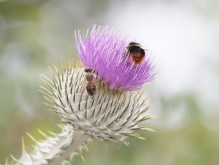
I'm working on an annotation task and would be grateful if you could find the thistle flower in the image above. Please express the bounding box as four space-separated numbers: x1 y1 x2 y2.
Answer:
75 25 154 91
7 25 155 165
8 64 154 165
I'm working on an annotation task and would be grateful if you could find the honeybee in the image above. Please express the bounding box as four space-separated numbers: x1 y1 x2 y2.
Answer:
125 42 146 64
80 67 97 96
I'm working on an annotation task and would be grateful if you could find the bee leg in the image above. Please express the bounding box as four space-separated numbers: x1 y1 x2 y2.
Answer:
79 80 86 94
120 50 129 63
132 64 138 70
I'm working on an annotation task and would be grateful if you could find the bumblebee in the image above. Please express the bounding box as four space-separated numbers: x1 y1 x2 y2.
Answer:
125 42 145 64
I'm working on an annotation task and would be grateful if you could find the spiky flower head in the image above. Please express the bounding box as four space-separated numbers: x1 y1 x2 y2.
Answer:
40 65 153 144
75 24 154 91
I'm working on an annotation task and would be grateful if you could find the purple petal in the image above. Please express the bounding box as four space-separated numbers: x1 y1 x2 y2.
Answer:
75 25 155 91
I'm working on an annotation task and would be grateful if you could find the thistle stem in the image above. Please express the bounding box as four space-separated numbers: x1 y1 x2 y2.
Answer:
50 131 90 165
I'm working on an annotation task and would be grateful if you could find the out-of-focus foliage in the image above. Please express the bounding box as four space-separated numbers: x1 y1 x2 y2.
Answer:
0 0 219 165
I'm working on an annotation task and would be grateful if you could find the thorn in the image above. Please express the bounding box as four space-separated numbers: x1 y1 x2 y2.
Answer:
123 141 129 146
38 129 47 137
84 144 89 151
143 127 156 132
149 115 158 119
54 65 59 72
48 131 56 136
42 102 53 106
137 136 146 140
80 154 86 162
22 137 25 151
39 74 45 80
116 142 123 150
5 158 8 165
148 103 155 109
57 124 62 129
48 66 53 73
149 128 156 132
26 132 37 142
10 155 20 164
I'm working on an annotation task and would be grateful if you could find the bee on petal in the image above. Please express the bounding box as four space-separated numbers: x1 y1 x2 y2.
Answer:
125 42 146 64
75 25 154 91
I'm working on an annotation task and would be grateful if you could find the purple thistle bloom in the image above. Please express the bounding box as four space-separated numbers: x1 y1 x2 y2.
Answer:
75 25 154 91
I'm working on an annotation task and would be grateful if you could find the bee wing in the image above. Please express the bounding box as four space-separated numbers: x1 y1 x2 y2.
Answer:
120 50 129 63
92 73 99 91
79 79 87 94
94 78 98 92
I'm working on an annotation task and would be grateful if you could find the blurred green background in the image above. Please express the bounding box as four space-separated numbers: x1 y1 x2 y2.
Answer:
0 0 219 164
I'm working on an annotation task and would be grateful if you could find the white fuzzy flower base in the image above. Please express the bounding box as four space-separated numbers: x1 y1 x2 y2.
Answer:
41 66 153 142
